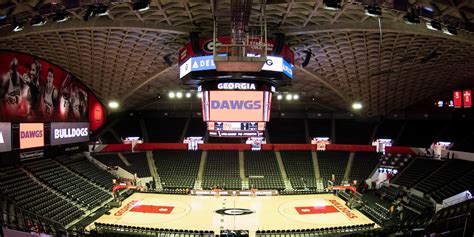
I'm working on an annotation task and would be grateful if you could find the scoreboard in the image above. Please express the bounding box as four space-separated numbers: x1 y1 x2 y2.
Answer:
201 82 272 137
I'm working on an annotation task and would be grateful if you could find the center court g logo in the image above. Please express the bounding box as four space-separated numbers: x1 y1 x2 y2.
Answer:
215 208 254 216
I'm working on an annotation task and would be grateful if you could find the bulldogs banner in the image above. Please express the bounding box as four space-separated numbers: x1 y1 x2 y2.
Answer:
50 122 89 146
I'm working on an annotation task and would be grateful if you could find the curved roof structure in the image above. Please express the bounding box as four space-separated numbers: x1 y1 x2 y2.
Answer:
0 0 473 116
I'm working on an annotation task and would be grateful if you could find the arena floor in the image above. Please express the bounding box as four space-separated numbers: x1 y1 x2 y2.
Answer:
91 193 376 234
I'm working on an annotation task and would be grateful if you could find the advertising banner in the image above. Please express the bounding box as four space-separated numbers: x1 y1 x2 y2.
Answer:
50 122 89 146
453 90 462 108
0 122 11 152
19 123 44 149
0 51 106 131
463 90 471 108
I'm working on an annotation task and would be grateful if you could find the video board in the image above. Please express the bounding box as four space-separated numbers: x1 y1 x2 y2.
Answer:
50 122 89 146
0 122 11 152
202 90 272 122
0 51 106 131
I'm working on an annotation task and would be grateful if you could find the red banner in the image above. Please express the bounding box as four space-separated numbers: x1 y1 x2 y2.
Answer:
0 51 106 130
453 90 462 108
463 90 472 108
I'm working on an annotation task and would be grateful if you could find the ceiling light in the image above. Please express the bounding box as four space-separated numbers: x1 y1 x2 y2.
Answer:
443 25 457 36
108 101 119 109
133 0 150 12
197 92 203 98
286 94 293 101
365 5 381 17
403 9 420 24
94 5 109 17
185 92 191 98
352 102 362 110
12 24 24 32
168 92 175 98
277 94 283 100
293 94 299 100
426 20 442 31
323 0 341 10
0 15 7 20
31 16 47 26
176 92 183 98
53 12 70 23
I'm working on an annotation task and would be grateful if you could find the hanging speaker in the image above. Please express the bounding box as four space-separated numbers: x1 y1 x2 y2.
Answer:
301 50 312 67
272 33 285 55
190 32 203 56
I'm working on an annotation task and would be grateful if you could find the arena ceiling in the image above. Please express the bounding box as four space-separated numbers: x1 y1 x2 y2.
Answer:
0 0 473 116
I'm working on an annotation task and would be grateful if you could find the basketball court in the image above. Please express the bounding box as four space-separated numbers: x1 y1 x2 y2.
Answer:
91 193 376 234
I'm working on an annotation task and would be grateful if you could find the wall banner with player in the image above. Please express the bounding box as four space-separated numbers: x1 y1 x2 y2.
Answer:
0 51 106 130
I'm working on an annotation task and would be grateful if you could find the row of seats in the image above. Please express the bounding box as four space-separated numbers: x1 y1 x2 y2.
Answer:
318 151 349 185
24 159 112 210
349 152 380 185
430 169 474 203
393 158 443 188
57 156 115 189
122 152 151 177
256 223 375 236
404 194 434 213
244 151 285 189
0 167 84 226
414 159 474 194
154 150 201 189
280 151 316 188
202 151 241 190
360 203 390 223
95 222 214 237
376 186 402 201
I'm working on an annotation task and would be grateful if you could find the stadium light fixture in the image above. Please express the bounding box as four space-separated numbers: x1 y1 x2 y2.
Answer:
168 92 175 98
443 25 457 36
53 11 70 23
277 94 283 100
403 9 420 24
133 0 150 12
286 94 293 101
323 0 341 10
185 92 191 98
352 102 362 110
12 24 24 32
426 20 442 31
365 5 382 17
176 91 183 98
31 16 47 26
197 92 203 98
108 101 119 109
293 94 299 100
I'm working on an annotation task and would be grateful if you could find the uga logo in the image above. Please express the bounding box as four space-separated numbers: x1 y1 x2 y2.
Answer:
211 100 261 110
203 40 222 53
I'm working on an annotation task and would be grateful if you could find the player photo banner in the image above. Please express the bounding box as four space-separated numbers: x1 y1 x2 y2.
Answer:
0 51 106 129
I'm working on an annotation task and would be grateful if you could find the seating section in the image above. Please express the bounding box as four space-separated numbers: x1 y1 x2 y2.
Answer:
348 152 379 184
404 194 434 213
202 151 241 190
122 152 151 177
360 203 390 223
256 224 375 236
380 153 412 168
393 158 444 188
0 167 84 226
280 151 315 189
317 151 349 185
56 156 116 190
376 186 402 201
244 151 285 190
93 153 125 167
427 199 473 236
414 159 474 194
95 223 215 237
431 169 474 203
154 150 201 189
24 159 112 210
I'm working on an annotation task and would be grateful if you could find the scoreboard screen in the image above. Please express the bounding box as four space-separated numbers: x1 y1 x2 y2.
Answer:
202 90 272 122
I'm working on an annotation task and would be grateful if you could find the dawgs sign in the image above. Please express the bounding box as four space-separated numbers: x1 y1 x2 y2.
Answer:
51 122 89 146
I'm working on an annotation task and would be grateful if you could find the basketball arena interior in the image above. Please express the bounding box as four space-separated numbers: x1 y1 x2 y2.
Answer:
0 0 474 236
